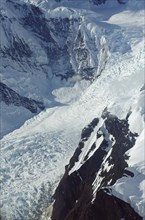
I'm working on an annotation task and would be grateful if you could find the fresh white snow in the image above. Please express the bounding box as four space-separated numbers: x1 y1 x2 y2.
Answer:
0 0 144 219
111 90 145 218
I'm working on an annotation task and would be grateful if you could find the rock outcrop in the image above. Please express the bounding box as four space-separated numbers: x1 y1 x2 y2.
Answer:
0 0 102 81
0 82 44 113
52 111 142 220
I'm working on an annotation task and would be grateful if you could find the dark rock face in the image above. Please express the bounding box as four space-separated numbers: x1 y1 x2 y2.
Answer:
140 84 145 91
65 190 142 220
0 82 45 113
1 36 32 61
1 0 129 86
1 0 100 81
55 0 125 5
90 0 107 5
52 111 142 220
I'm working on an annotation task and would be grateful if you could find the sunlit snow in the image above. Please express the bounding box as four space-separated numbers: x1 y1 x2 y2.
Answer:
0 0 144 219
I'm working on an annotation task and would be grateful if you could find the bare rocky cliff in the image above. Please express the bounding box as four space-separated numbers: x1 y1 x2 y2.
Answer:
52 111 142 220
0 82 45 113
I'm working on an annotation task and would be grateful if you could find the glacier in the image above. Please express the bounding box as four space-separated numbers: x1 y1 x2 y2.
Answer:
0 0 144 219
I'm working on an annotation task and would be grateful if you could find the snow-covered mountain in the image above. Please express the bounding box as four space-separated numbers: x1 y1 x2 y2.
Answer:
52 89 145 220
1 0 117 136
0 0 144 219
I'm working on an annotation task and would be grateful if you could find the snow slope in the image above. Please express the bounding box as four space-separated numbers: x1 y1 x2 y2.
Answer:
111 89 145 218
1 0 138 137
0 0 145 219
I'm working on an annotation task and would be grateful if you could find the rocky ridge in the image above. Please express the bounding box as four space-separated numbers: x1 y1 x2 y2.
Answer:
0 82 45 113
52 110 142 220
